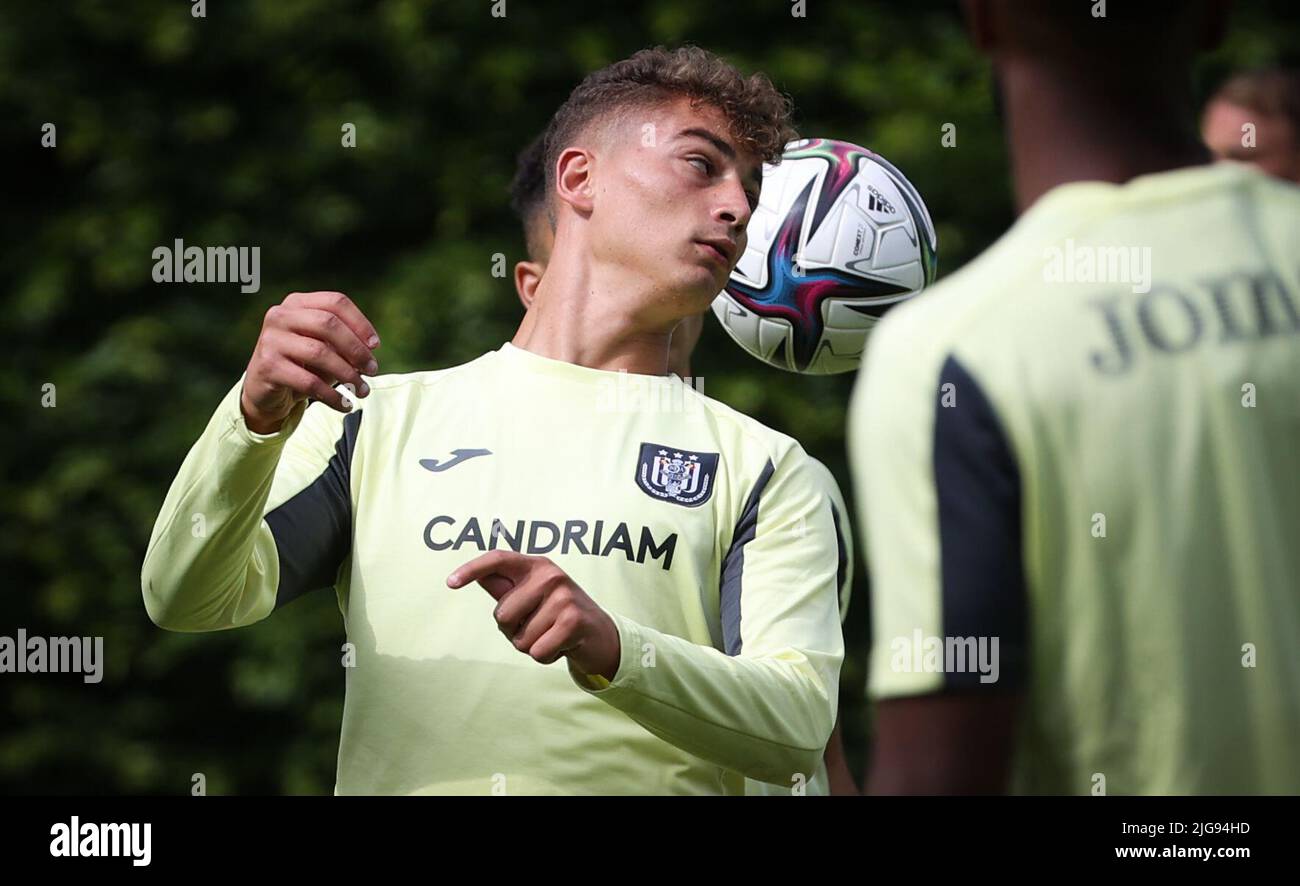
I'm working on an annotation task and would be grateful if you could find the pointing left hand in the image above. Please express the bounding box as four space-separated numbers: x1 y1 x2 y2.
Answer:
447 551 621 681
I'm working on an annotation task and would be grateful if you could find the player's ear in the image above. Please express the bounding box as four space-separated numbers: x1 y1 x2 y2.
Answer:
514 261 544 310
554 147 596 216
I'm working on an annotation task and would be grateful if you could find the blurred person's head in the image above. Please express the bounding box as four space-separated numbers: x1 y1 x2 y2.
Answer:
962 0 1227 210
1202 68 1300 182
535 46 794 331
508 133 553 308
964 0 1225 99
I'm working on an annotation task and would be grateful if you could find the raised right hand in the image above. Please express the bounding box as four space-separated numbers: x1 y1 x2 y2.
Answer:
239 291 381 434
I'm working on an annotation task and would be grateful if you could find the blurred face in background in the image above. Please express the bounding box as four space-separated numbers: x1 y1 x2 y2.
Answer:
1202 98 1300 182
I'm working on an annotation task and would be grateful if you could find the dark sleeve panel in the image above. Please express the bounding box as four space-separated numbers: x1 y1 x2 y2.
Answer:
933 355 1029 689
266 409 363 610
830 499 849 614
718 458 776 656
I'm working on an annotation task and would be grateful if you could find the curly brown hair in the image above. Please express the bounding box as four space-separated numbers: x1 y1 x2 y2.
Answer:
541 45 797 223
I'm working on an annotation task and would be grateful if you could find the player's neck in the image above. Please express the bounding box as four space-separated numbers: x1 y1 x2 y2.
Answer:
510 243 677 376
1001 64 1213 213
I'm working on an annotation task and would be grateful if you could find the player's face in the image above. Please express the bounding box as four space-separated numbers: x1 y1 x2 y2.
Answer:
591 98 762 320
1202 99 1300 183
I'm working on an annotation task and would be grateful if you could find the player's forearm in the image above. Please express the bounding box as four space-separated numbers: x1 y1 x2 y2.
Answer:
141 378 297 632
572 613 839 785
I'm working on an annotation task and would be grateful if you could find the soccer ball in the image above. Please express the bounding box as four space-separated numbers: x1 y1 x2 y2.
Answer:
711 138 938 374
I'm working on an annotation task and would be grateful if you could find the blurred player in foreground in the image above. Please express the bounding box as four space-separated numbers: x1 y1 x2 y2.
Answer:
850 0 1300 794
510 134 858 795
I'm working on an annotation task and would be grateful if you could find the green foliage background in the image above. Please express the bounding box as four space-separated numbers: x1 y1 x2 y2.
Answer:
3 0 1297 794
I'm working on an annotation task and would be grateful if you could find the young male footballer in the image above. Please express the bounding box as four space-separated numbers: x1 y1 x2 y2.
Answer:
143 46 845 795
850 0 1300 794
509 133 858 796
